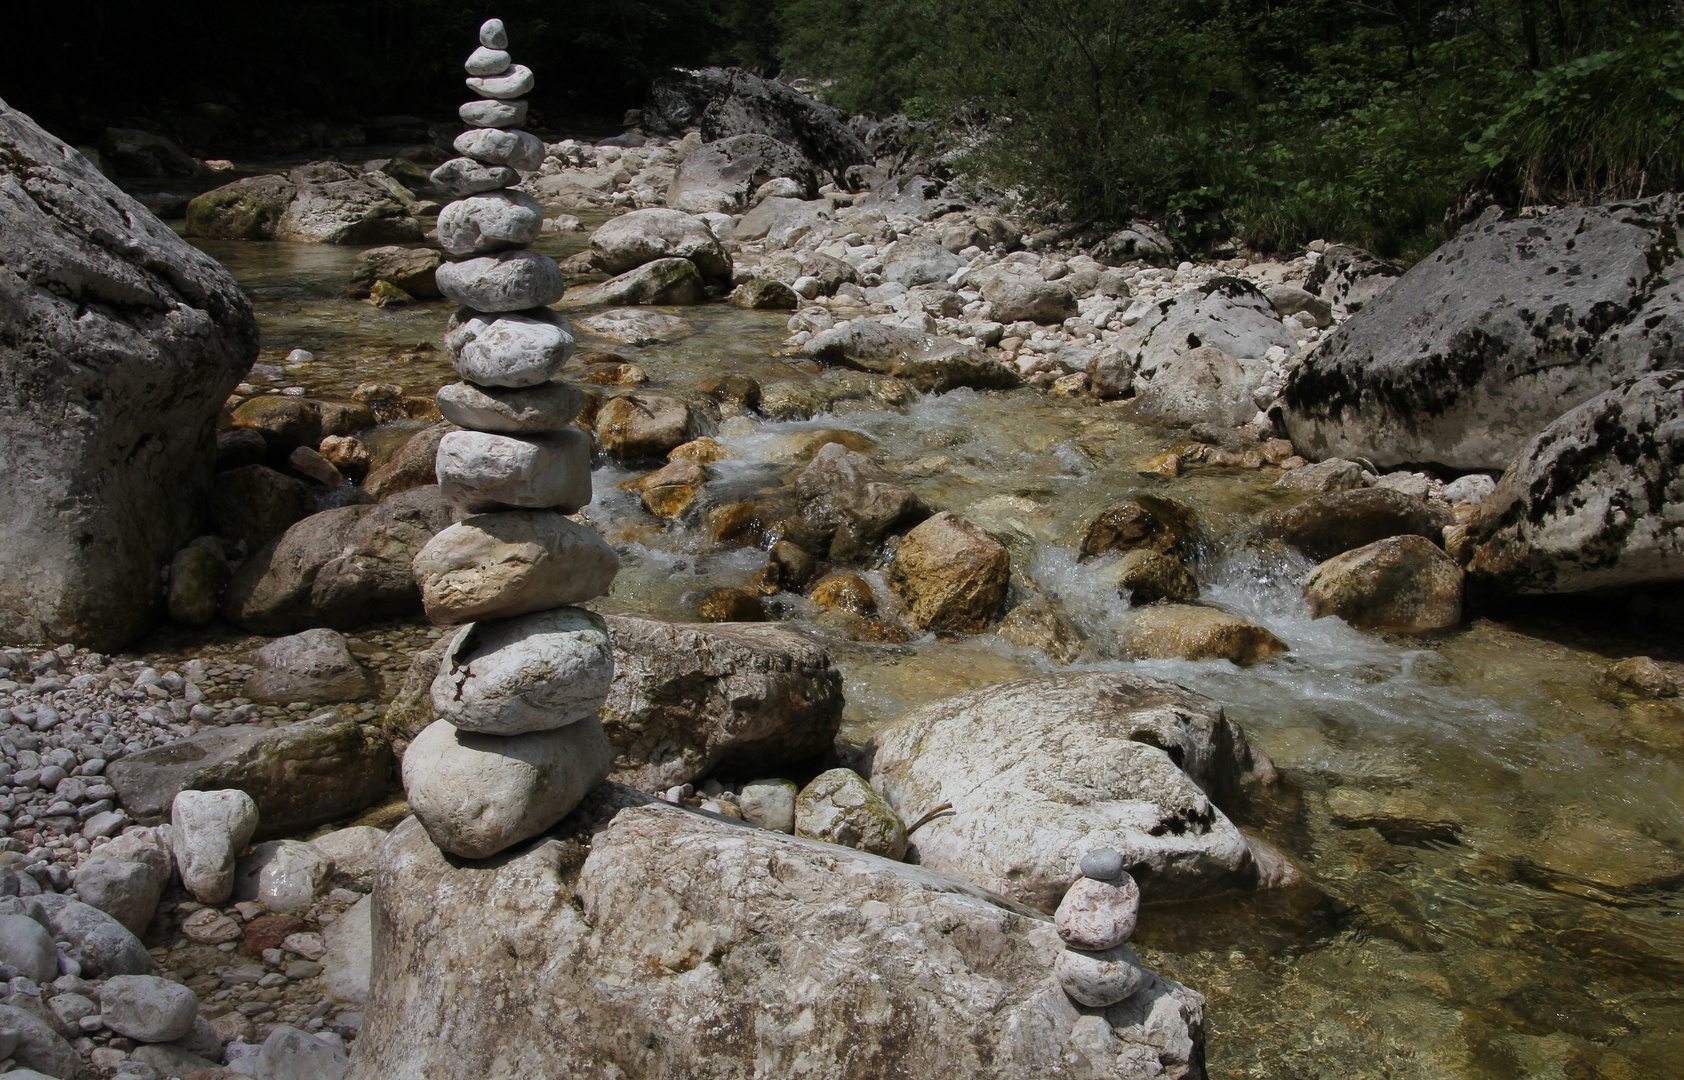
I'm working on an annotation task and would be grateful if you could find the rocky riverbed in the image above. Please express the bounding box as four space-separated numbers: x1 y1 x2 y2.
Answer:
3 63 1683 1080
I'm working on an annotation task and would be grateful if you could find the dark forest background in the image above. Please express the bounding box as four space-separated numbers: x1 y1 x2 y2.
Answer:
4 0 1683 256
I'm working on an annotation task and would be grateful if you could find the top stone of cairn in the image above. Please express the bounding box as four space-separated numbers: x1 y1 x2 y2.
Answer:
480 18 508 49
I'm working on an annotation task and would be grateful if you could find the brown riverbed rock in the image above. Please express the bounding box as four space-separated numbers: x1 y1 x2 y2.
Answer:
363 423 455 501
1118 605 1288 666
1304 534 1464 632
1263 487 1453 562
794 443 927 560
887 512 1010 632
1078 495 1198 560
595 393 693 459
1105 549 1199 606
809 574 877 616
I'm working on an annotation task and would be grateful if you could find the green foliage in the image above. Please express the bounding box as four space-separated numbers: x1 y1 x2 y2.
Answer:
777 0 1684 257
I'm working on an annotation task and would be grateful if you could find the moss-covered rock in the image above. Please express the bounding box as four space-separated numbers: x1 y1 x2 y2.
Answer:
185 175 297 240
795 768 908 859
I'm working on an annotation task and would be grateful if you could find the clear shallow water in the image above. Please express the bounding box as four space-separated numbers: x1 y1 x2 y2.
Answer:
187 229 1684 1079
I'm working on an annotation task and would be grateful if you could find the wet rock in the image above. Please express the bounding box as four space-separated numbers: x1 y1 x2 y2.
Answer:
994 596 1086 664
1106 549 1199 606
887 512 1010 633
1461 372 1684 595
273 161 423 245
100 974 199 1043
869 671 1279 911
436 428 593 514
168 544 231 626
738 778 798 833
446 308 575 389
414 510 618 624
1605 656 1679 699
210 464 318 551
1274 458 1364 492
589 208 731 279
185 174 298 239
430 608 614 735
352 801 1203 1080
111 713 390 840
222 485 452 634
1263 487 1453 562
0 102 257 649
402 717 614 859
1055 943 1149 1007
0 913 58 983
1284 200 1682 470
1119 604 1288 666
808 574 877 616
346 245 441 299
1323 786 1463 845
172 788 260 904
667 133 818 214
698 587 766 622
244 628 377 704
1056 875 1141 951
577 308 692 344
728 278 799 309
1134 346 1262 428
795 768 908 859
231 395 325 454
794 443 928 560
599 615 844 791
803 321 1019 393
437 251 566 312
574 257 705 305
1305 535 1464 632
1078 495 1198 560
770 540 816 588
234 839 332 912
974 268 1078 324
363 424 453 500
594 393 693 459
258 1024 350 1080
1521 814 1684 895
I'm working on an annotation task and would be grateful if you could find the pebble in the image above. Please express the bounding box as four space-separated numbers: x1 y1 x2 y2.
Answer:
1079 848 1126 881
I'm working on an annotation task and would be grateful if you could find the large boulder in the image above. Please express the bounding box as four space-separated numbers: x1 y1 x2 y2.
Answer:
0 98 258 649
975 268 1077 324
1283 196 1684 471
644 67 871 183
883 239 960 288
589 208 731 280
572 257 705 306
599 615 845 791
1115 277 1295 382
733 197 832 248
1132 346 1263 428
273 161 423 245
222 485 453 634
870 672 1280 912
108 713 392 839
1461 372 1684 594
185 175 298 240
802 321 1020 393
667 133 818 214
793 443 928 560
349 794 1207 1080
1303 244 1400 313
1304 535 1464 631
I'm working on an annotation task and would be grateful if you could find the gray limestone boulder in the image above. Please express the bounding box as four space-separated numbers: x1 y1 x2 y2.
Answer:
589 208 732 280
232 839 333 911
436 190 544 255
446 308 576 389
401 717 614 859
1284 197 1684 470
0 97 258 649
3 893 150 977
600 615 845 791
802 321 1021 393
244 628 377 705
1461 372 1684 594
1115 277 1295 384
1303 243 1400 313
347 796 1205 1080
732 197 832 248
99 974 199 1043
883 239 960 288
1133 345 1263 428
975 269 1077 324
451 128 545 171
436 251 566 311
869 671 1281 912
0 913 58 983
273 161 423 245
572 257 705 306
222 485 453 634
258 1024 350 1080
170 788 260 904
430 608 614 735
667 133 819 215
434 381 584 433
321 895 371 1004
430 157 520 197
185 174 298 240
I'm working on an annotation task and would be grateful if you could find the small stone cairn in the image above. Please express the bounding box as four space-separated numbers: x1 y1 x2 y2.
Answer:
1053 849 1154 1007
402 19 622 860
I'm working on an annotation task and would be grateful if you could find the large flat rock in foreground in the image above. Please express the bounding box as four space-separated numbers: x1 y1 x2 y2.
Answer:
0 97 257 648
349 789 1206 1080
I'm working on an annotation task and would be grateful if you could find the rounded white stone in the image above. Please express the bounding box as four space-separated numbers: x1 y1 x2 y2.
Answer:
430 156 520 197
460 98 527 129
446 308 575 387
468 64 534 100
466 46 510 76
436 380 584 433
436 251 564 312
435 427 592 514
480 18 508 49
438 190 544 255
1054 943 1149 1007
453 128 545 172
414 509 621 624
171 788 260 905
430 607 615 734
403 715 613 859
1055 874 1141 951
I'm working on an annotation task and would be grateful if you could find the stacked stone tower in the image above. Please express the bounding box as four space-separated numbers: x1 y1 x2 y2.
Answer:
402 18 622 860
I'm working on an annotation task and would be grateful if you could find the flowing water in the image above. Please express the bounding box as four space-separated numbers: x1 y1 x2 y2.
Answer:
183 214 1684 1079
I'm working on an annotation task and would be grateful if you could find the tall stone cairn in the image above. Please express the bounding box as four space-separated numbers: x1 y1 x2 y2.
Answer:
402 18 623 860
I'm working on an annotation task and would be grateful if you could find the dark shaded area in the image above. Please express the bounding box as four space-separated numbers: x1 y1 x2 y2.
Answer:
0 0 772 149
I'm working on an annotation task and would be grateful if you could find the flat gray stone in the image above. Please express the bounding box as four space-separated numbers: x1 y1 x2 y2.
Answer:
466 64 534 100
459 99 527 129
435 428 592 514
435 381 584 433
0 913 58 983
431 607 615 734
437 250 563 311
452 128 545 172
100 974 200 1042
466 46 510 76
430 157 520 197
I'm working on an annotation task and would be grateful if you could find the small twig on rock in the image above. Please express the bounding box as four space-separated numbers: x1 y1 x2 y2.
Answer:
905 802 953 835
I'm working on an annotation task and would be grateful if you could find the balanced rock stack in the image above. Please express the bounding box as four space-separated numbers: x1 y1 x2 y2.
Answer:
403 18 623 860
1052 848 1156 1008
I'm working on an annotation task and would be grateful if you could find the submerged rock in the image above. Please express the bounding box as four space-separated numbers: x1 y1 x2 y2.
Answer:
794 443 928 560
1262 487 1453 562
1078 496 1198 560
348 796 1206 1080
869 671 1280 911
1118 604 1289 666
